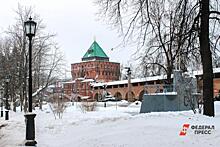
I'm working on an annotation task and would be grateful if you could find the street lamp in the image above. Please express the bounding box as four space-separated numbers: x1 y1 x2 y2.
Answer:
0 86 4 117
24 17 37 146
5 76 10 109
5 75 10 120
25 17 36 113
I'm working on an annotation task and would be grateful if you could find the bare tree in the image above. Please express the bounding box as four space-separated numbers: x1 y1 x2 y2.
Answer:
49 93 66 119
95 0 220 116
96 0 199 84
0 4 65 112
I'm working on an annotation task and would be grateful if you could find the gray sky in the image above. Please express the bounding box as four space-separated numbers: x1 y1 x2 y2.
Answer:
0 0 136 77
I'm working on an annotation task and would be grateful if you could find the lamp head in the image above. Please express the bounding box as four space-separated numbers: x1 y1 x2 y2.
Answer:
24 17 37 38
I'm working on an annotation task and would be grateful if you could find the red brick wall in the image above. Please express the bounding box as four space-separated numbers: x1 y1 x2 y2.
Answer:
92 82 163 101
64 77 220 100
92 78 220 101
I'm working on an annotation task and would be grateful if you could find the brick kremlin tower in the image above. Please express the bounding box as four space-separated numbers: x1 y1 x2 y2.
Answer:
64 40 120 98
71 40 120 82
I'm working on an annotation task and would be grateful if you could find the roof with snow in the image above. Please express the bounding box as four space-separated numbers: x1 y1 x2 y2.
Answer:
91 75 167 87
82 41 109 61
63 80 76 84
81 79 94 83
91 68 220 87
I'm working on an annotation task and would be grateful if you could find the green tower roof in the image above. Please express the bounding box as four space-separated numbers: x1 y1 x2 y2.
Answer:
82 41 109 61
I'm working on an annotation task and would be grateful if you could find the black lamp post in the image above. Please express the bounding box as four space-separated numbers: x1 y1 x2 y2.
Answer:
24 17 37 146
5 76 10 120
5 76 10 109
0 87 3 117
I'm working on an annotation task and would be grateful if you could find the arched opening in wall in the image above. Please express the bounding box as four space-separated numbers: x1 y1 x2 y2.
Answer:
125 91 135 100
138 90 145 101
114 92 122 100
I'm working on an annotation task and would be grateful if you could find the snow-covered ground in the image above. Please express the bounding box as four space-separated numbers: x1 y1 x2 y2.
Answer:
0 101 220 147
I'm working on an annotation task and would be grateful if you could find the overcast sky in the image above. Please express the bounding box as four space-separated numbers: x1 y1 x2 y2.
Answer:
0 0 136 77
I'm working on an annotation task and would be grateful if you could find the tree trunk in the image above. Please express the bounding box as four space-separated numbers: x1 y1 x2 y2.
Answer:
39 94 43 110
166 65 173 85
200 0 214 116
12 93 16 112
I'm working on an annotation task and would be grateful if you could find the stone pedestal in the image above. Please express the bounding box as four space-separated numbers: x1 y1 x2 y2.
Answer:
5 110 9 120
24 113 37 146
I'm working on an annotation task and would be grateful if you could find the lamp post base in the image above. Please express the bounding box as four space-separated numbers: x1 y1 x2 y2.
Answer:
5 110 9 120
24 140 37 146
24 113 37 146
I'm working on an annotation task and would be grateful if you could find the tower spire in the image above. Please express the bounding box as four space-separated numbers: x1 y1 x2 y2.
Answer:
93 35 96 41
82 40 109 61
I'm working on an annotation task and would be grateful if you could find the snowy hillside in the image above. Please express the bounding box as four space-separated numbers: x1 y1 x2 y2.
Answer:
0 101 220 147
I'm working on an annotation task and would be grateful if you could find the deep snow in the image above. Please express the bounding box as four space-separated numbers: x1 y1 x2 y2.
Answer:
0 101 220 147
